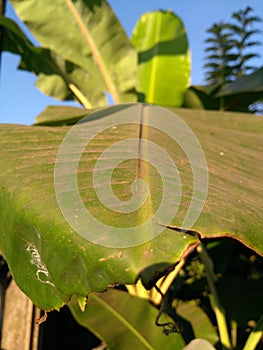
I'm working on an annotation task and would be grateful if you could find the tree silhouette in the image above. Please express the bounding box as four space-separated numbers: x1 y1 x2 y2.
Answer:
204 7 262 85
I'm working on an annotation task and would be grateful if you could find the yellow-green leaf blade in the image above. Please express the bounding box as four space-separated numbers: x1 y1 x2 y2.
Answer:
132 11 191 106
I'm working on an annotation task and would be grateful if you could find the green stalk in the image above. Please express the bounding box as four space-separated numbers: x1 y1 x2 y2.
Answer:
243 314 263 350
69 83 92 109
148 13 161 103
197 243 232 350
65 0 120 104
220 96 225 111
230 320 237 349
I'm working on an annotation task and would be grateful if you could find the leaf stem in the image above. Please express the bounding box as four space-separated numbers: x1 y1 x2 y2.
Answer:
220 96 225 111
148 13 161 103
150 259 185 305
91 294 155 350
65 0 120 104
243 314 263 350
69 83 92 109
197 243 232 350
230 320 237 349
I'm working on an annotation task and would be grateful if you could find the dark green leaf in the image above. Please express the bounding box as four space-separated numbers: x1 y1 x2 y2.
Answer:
217 68 263 95
34 106 93 126
183 85 220 110
69 289 185 350
177 301 219 344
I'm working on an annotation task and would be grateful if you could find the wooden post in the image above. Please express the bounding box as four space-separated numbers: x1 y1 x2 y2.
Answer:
1 280 40 350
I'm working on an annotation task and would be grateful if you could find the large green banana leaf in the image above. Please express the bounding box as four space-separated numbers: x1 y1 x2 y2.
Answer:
9 0 137 104
0 106 262 311
131 11 191 107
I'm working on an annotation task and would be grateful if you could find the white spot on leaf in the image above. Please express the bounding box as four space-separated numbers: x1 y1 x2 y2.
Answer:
26 242 54 287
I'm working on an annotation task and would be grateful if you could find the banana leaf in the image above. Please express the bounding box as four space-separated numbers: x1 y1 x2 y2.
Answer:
0 105 262 311
8 0 137 104
132 11 191 107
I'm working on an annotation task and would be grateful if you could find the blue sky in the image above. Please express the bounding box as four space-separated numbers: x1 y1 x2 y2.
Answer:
1 0 263 125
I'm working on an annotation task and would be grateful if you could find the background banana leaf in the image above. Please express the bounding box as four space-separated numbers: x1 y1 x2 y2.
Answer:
7 0 137 105
69 289 185 350
131 10 191 107
69 289 219 350
184 68 263 112
0 17 107 106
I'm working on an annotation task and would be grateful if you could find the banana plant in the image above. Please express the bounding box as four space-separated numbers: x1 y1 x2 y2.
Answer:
1 0 191 114
0 1 263 349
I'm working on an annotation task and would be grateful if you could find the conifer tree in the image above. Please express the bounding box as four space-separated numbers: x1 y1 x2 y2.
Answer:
204 7 262 85
229 6 262 78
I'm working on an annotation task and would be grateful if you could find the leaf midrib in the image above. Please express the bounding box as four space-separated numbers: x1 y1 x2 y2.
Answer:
137 105 154 224
64 0 120 103
91 294 155 350
148 13 161 103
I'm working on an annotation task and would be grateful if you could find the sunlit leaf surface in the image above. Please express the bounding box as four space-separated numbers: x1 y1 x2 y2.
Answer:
0 106 262 310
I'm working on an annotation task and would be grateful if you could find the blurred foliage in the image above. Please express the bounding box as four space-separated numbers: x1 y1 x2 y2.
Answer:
200 6 263 113
204 7 262 84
